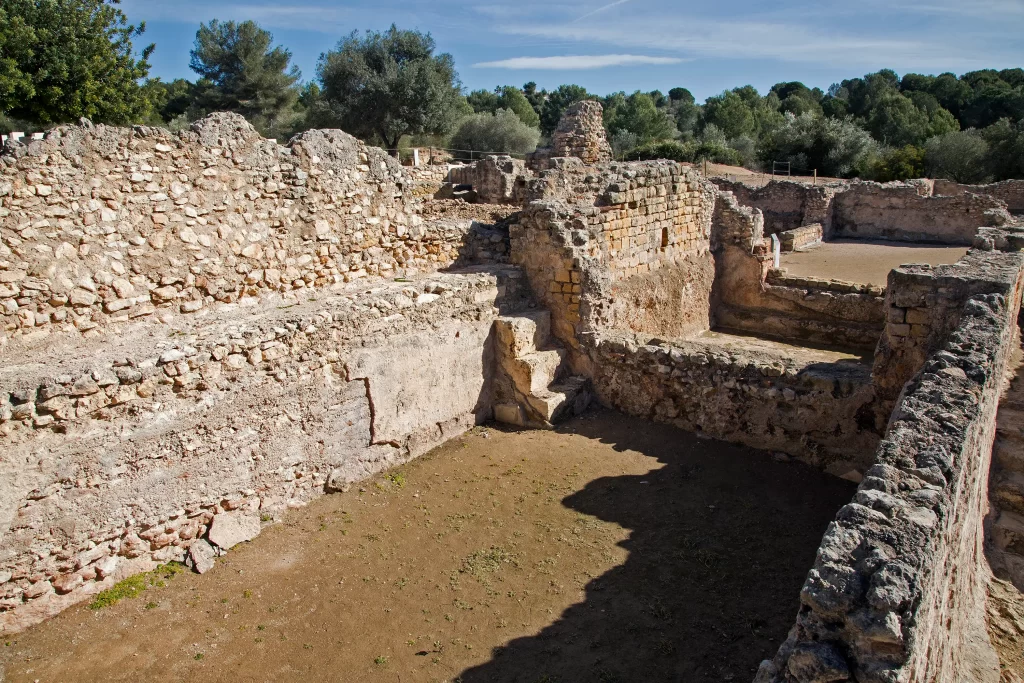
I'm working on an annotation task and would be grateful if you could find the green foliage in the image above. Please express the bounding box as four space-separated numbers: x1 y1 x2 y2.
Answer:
870 145 926 182
449 109 540 159
313 25 465 151
924 130 991 183
142 78 197 125
982 118 1024 180
606 91 676 145
88 562 186 610
701 90 755 139
466 86 539 128
540 84 592 136
761 112 876 178
0 0 154 125
189 20 300 139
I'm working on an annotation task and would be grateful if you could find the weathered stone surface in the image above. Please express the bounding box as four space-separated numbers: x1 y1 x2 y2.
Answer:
208 512 261 550
187 539 216 574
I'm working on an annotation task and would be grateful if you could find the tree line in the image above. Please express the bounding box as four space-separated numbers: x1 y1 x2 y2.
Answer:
2 0 1023 183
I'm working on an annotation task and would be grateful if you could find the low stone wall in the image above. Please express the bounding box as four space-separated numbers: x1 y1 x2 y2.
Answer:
779 223 823 251
586 332 882 471
711 194 886 351
833 182 1012 244
0 113 471 347
0 267 532 633
713 178 1014 245
934 179 1024 214
758 237 1024 683
873 240 1024 399
710 179 843 236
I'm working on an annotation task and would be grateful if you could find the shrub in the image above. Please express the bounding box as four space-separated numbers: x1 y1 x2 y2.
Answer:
870 145 926 181
924 130 991 183
449 109 539 160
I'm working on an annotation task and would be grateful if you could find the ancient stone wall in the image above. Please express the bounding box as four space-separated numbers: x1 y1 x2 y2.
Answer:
0 113 476 347
587 331 883 470
833 182 1012 244
447 156 527 205
713 177 1014 245
873 235 1024 399
510 160 715 350
551 101 612 166
0 267 531 633
710 179 844 236
758 236 1024 683
711 193 886 351
934 179 1024 214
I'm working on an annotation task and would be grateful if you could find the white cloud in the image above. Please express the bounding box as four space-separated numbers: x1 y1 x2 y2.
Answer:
572 0 635 22
473 54 684 69
495 17 1001 69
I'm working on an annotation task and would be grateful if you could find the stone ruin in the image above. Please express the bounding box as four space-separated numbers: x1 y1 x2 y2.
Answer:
3 102 1024 682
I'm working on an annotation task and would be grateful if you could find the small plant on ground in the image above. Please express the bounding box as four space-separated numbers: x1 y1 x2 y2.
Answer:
88 562 187 610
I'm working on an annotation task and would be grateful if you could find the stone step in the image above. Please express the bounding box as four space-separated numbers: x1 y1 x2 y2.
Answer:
525 376 592 426
519 349 567 394
495 311 552 358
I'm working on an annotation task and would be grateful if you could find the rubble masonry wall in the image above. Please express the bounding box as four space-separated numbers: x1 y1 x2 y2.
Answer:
711 194 886 350
0 113 473 347
759 234 1024 683
933 179 1024 214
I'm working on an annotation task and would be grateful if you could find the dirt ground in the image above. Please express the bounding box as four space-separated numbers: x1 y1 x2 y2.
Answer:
707 164 843 188
780 239 969 287
0 409 855 683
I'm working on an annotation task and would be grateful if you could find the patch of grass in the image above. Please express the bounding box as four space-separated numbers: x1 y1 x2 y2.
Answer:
194 653 204 661
460 546 514 577
88 562 186 610
374 655 389 666
144 601 158 610
386 472 407 488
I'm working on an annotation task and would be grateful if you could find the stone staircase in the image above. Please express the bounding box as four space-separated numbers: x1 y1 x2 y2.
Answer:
493 311 591 428
988 340 1024 588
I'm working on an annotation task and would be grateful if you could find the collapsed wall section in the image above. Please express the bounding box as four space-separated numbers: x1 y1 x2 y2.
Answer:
759 231 1024 683
0 113 476 348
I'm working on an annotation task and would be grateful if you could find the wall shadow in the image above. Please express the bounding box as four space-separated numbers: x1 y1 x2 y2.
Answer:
456 409 856 683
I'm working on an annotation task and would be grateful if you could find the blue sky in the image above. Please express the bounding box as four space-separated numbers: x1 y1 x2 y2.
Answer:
121 0 1024 102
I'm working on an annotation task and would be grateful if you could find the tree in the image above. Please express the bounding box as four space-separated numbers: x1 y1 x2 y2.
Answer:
143 78 197 124
468 86 540 128
761 112 876 178
522 82 545 119
313 26 465 153
189 20 300 138
607 92 675 145
540 84 591 136
982 118 1024 180
701 90 755 139
924 130 990 183
871 145 926 181
449 109 539 159
0 0 153 125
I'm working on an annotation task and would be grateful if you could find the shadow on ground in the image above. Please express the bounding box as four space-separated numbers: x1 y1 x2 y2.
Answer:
457 411 856 683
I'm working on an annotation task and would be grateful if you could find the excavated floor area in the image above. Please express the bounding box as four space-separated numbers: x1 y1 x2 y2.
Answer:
0 409 855 683
781 239 969 286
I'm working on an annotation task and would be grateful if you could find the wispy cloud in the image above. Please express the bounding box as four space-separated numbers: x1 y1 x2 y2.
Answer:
473 54 685 69
121 0 351 33
495 17 999 69
572 0 635 22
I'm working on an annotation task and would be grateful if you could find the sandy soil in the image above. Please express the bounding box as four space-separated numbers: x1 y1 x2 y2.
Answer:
0 409 854 683
780 239 969 287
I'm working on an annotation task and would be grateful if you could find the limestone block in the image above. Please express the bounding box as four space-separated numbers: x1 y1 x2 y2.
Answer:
208 511 261 550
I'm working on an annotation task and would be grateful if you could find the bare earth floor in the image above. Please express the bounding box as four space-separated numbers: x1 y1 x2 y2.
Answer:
781 239 970 287
0 409 856 683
